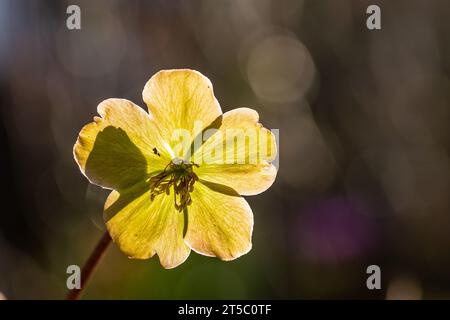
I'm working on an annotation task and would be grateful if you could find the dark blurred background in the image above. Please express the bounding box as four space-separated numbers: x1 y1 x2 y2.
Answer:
0 0 449 299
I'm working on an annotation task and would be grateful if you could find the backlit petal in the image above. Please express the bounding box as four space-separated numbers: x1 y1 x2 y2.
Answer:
74 98 170 190
142 69 222 158
193 108 277 195
184 182 253 260
104 184 190 269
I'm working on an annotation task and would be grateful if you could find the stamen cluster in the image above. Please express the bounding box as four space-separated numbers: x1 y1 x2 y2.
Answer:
149 158 199 211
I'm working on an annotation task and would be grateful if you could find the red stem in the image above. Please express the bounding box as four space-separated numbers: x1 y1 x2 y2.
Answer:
66 231 112 300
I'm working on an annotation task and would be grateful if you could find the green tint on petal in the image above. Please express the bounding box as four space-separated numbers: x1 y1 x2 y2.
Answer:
104 183 191 269
195 162 277 196
142 69 223 157
184 181 253 261
74 98 170 190
193 108 278 195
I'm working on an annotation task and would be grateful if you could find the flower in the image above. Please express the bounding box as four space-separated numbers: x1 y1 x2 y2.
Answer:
74 69 277 268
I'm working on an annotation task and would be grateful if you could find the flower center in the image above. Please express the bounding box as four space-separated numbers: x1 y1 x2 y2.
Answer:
149 158 199 211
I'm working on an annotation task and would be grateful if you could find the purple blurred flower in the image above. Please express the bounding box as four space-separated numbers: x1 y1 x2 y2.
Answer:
294 196 378 264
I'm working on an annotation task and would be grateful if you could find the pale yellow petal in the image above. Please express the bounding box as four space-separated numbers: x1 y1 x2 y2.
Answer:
193 108 278 195
104 184 190 269
195 163 277 196
184 182 253 260
74 98 170 190
142 69 222 157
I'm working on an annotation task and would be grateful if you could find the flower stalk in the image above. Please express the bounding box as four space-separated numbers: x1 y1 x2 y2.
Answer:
66 231 112 300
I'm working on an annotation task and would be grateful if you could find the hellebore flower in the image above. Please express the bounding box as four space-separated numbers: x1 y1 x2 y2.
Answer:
74 69 277 268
